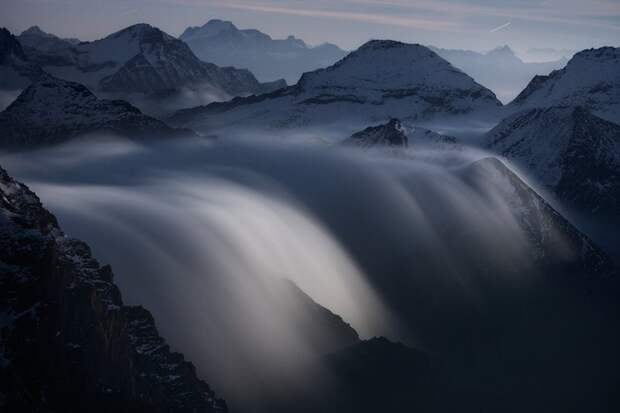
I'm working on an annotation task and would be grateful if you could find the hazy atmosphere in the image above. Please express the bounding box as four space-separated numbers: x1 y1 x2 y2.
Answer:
1 1 619 412
2 0 619 53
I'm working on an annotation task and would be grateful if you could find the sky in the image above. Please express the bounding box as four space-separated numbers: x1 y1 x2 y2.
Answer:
1 0 619 53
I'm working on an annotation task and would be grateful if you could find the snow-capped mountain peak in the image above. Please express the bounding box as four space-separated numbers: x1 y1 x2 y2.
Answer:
169 40 502 133
0 74 187 147
297 39 483 92
509 46 620 123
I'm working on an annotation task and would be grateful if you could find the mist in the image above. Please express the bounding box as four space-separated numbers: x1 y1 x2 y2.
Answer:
1 134 617 411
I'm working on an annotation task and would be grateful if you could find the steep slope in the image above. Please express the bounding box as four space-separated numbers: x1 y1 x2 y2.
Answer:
180 19 347 84
430 45 567 103
0 28 44 90
169 40 502 133
0 164 227 412
343 118 457 149
33 24 284 98
508 47 620 124
0 75 189 148
462 157 616 271
485 106 620 216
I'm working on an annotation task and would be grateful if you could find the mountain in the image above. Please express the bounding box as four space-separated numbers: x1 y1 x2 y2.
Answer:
20 24 284 108
509 47 620 124
462 157 616 272
430 45 568 103
179 19 347 84
485 106 620 217
343 118 457 149
267 337 447 413
524 47 576 62
0 27 44 90
169 40 503 134
0 75 189 148
17 25 79 53
0 164 227 412
344 119 408 147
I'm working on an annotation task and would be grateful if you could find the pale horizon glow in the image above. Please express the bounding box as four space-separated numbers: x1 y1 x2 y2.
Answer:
0 0 618 54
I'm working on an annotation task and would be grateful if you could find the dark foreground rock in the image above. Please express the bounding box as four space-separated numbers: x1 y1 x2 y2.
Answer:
0 164 227 412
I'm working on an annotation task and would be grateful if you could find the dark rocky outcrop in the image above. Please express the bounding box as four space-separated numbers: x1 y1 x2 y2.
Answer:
0 164 227 412
343 119 408 147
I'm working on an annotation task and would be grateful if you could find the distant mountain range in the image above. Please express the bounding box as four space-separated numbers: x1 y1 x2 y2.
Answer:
170 40 503 133
429 45 567 103
0 24 286 115
180 19 347 84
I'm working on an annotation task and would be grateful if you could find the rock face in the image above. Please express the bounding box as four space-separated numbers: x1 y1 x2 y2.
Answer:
508 47 620 124
485 106 620 216
180 19 347 84
0 28 44 90
344 119 409 147
0 164 227 412
343 118 458 149
430 45 567 103
0 75 189 148
169 40 503 133
15 24 284 99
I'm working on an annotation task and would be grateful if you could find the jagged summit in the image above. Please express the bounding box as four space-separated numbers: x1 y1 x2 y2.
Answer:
0 75 187 147
344 119 408 147
0 27 27 62
20 25 49 37
509 46 620 123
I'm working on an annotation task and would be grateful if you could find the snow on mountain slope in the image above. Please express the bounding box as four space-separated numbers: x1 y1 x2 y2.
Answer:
430 45 567 103
0 28 44 90
485 106 620 216
169 40 502 134
34 24 284 98
461 157 615 273
0 75 189 148
509 47 620 124
180 19 347 84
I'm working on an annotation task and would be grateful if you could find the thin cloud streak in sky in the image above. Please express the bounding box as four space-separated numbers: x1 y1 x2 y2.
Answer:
208 1 461 32
490 22 511 33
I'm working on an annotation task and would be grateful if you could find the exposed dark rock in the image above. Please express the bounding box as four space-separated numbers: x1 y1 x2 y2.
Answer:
0 164 227 412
